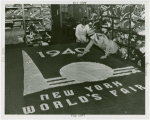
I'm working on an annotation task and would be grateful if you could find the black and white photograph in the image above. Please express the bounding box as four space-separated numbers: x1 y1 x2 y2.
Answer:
1 0 149 118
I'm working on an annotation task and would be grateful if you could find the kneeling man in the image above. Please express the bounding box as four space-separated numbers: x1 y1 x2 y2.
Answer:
77 32 119 59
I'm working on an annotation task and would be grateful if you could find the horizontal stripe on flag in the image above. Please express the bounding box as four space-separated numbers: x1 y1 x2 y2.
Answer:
46 77 66 82
113 68 138 74
112 70 141 77
113 66 135 71
48 80 75 85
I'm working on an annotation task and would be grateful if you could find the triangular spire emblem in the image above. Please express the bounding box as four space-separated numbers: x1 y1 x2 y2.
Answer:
22 51 49 96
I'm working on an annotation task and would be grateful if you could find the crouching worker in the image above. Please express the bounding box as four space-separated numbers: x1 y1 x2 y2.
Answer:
77 33 119 59
75 18 89 43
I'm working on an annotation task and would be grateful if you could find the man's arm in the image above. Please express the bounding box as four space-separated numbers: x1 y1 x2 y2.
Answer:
77 39 94 57
84 40 94 54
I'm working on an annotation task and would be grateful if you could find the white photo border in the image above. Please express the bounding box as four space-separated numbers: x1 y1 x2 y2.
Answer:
1 0 150 119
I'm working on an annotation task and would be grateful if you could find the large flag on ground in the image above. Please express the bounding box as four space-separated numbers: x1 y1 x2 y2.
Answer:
5 43 145 114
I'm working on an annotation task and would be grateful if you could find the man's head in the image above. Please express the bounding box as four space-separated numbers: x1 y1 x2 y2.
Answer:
88 22 93 28
81 18 86 25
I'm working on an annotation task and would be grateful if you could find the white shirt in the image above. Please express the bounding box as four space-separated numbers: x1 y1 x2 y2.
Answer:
75 24 90 42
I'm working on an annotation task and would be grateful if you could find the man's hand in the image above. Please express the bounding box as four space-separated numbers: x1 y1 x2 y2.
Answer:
100 55 107 59
77 53 84 57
